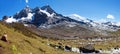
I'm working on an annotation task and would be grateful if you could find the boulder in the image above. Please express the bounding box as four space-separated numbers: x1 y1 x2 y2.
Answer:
64 45 71 51
79 44 95 53
1 33 8 42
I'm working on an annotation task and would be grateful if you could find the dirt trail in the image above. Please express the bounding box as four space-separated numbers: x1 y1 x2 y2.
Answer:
0 47 3 54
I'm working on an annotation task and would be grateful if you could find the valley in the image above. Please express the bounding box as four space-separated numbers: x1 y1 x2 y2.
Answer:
0 2 120 54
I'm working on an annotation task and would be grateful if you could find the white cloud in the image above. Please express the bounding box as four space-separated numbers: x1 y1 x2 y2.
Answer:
107 14 115 19
25 0 28 3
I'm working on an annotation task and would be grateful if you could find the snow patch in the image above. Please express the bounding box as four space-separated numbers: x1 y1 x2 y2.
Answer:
5 13 33 23
5 17 17 23
18 13 33 22
40 9 55 17
67 14 90 22
24 24 28 26
66 22 77 27
112 22 120 26
116 22 120 26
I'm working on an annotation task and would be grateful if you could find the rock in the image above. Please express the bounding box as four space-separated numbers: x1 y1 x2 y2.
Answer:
1 33 8 42
64 45 71 51
79 44 95 53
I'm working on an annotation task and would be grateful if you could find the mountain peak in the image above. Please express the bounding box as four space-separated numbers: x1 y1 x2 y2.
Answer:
41 5 56 14
13 6 32 19
23 6 31 12
3 5 120 32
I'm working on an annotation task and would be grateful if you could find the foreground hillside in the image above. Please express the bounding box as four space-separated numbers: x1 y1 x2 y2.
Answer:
0 21 77 54
1 21 120 54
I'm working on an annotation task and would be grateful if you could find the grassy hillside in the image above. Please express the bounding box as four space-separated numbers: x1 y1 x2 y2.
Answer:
0 22 77 54
109 29 120 36
1 21 120 54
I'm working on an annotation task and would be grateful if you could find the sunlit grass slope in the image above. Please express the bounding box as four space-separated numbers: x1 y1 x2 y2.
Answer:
0 22 77 54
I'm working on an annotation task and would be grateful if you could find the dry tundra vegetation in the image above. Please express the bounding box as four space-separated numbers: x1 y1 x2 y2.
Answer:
0 21 120 54
0 21 77 54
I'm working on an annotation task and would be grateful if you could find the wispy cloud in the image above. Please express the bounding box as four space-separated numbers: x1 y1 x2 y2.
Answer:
25 0 28 3
107 14 115 19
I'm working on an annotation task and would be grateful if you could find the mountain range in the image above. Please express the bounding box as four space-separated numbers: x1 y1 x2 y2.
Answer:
2 5 120 39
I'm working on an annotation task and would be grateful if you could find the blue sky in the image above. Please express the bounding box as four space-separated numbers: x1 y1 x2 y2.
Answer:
0 0 120 22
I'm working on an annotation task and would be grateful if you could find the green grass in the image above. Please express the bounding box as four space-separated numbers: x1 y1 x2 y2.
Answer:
0 22 78 54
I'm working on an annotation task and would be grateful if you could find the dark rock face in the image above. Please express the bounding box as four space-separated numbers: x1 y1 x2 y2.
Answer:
2 16 9 21
31 5 88 27
33 7 40 13
32 11 48 26
41 5 56 14
13 6 32 19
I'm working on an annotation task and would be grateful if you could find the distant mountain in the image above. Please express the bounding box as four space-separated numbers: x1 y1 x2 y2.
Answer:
67 14 120 31
2 5 120 39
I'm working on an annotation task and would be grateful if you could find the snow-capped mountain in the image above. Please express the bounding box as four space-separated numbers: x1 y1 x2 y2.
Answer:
102 22 120 26
67 14 120 31
2 5 120 39
5 6 33 23
67 14 91 23
3 5 73 27
3 5 120 32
